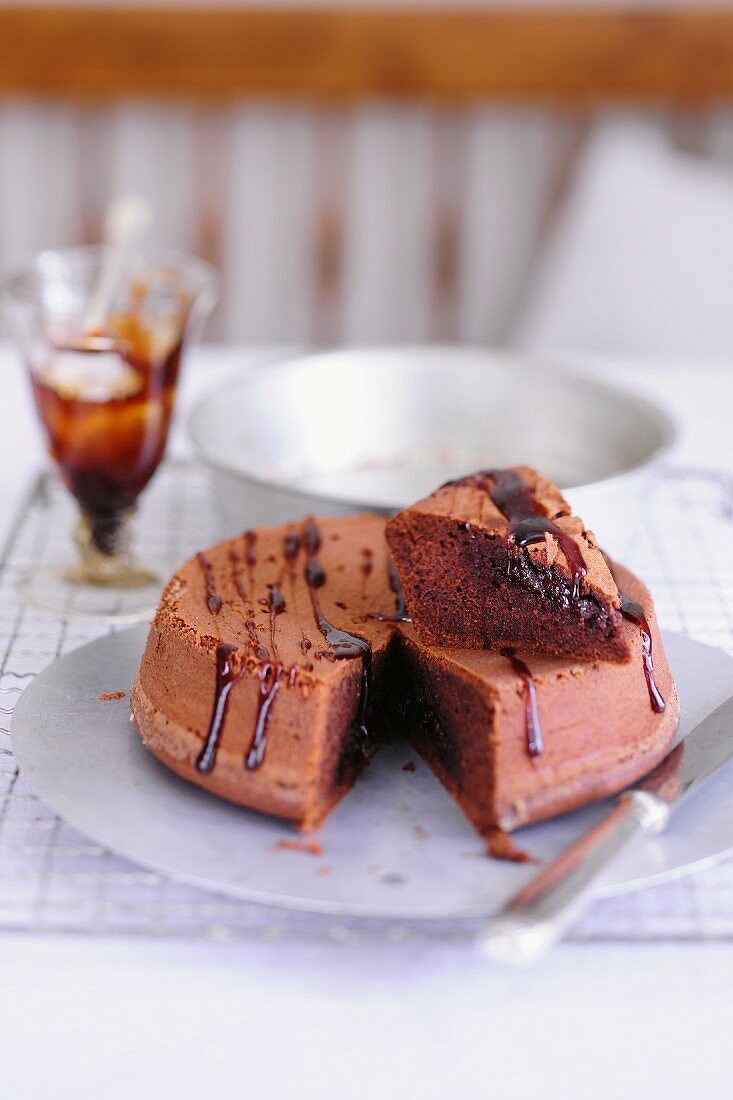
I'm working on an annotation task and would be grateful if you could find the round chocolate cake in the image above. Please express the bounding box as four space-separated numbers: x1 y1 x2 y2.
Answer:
131 472 680 844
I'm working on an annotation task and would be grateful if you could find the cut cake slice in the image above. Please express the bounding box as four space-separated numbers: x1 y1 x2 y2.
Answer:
386 466 629 661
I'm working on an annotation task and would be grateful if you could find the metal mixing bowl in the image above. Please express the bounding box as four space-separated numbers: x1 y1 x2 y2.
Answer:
188 347 677 543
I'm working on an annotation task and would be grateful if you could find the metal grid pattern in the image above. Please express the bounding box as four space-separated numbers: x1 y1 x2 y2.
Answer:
2 462 733 943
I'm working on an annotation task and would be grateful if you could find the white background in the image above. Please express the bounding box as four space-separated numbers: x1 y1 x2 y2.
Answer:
3 936 733 1100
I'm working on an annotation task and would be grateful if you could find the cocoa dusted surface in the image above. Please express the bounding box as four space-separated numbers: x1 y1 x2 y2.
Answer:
386 465 628 661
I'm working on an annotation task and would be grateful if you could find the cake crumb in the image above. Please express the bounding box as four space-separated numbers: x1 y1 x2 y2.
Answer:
543 531 558 567
402 760 417 773
486 827 537 864
98 691 126 701
318 866 332 877
271 839 323 857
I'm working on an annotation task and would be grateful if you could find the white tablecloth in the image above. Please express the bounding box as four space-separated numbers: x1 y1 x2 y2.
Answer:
1 345 733 1100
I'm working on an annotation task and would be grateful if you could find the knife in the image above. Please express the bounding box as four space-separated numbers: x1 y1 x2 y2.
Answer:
479 695 733 965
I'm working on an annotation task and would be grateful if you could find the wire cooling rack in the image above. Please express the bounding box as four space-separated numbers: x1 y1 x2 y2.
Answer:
3 461 733 943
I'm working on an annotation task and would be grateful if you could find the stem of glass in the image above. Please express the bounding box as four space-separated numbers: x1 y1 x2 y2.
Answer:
72 506 153 588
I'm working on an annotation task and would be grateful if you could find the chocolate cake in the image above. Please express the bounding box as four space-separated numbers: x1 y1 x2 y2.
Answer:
386 466 628 660
131 499 679 846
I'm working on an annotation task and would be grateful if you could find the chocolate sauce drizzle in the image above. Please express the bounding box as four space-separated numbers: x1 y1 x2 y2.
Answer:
303 519 372 741
365 560 411 623
615 580 665 713
243 584 289 770
196 552 222 615
474 469 587 599
196 643 240 773
620 595 666 714
302 523 369 657
603 555 665 713
501 649 544 757
246 663 283 770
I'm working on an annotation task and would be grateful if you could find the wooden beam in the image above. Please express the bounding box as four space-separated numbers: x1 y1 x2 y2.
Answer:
0 7 732 103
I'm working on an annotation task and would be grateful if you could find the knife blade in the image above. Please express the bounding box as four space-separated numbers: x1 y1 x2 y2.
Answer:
479 695 733 965
640 696 733 805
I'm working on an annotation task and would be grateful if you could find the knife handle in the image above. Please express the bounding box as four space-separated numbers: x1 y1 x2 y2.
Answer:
479 791 670 965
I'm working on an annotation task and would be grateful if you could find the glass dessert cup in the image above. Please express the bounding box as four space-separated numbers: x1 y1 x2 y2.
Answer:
3 246 219 621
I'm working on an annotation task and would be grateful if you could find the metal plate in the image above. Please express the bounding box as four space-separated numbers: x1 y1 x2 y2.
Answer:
11 627 733 921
